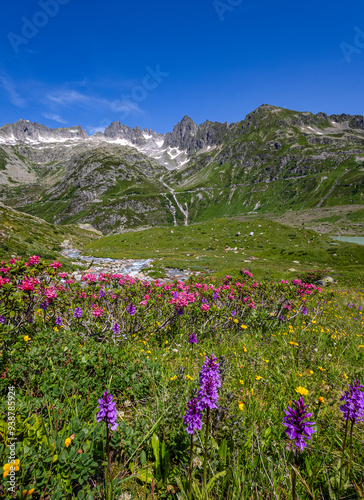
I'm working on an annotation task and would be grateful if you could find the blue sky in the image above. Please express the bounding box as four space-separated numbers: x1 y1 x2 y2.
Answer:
0 0 363 134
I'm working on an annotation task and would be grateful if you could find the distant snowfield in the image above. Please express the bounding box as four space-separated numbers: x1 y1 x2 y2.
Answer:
0 130 190 170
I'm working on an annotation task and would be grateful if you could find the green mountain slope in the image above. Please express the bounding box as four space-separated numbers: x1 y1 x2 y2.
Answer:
3 145 172 233
0 104 363 233
0 203 98 260
167 105 364 223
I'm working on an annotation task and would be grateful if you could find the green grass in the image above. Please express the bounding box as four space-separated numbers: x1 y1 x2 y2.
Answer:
86 217 364 284
0 204 99 262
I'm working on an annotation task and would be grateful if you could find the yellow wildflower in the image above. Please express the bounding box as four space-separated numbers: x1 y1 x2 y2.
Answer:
295 386 309 396
65 438 71 448
255 375 263 381
170 375 177 381
233 319 239 323
239 380 244 385
288 342 299 346
318 396 325 404
23 335 30 342
241 324 248 329
3 460 20 477
318 366 326 371
239 402 245 411
22 489 35 498
185 375 193 380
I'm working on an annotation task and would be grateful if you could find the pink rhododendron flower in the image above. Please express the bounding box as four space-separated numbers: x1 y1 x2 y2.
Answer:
27 255 40 266
0 277 11 288
83 274 97 282
92 306 104 317
45 286 57 301
50 261 62 269
19 277 39 292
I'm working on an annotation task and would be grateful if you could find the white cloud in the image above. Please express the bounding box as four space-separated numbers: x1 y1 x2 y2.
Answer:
46 90 90 106
0 76 26 107
42 113 67 124
46 89 143 116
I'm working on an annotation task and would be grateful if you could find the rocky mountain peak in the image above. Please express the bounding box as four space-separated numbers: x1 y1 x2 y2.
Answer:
0 120 88 143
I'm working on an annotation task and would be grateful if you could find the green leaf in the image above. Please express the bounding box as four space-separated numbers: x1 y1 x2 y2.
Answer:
137 468 153 483
304 457 312 477
192 480 203 500
140 450 146 465
211 436 219 450
174 477 189 500
151 433 160 468
206 470 227 493
129 462 135 474
218 438 228 465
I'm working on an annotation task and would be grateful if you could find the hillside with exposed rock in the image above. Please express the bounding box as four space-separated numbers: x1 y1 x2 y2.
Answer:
0 104 363 233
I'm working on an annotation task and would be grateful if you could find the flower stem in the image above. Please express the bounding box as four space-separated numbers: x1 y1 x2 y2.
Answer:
292 450 297 500
339 418 349 492
189 434 193 499
349 419 354 476
106 425 112 500
203 408 210 499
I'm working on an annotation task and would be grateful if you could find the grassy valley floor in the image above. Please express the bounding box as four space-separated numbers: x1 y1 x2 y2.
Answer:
85 217 364 286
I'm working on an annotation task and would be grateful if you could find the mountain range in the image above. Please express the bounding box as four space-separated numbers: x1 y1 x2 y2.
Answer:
1 104 363 234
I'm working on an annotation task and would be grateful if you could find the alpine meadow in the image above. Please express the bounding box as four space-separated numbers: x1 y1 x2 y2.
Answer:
1 1 364 499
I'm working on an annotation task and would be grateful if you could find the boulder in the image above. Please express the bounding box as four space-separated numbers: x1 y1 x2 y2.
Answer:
316 276 335 286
